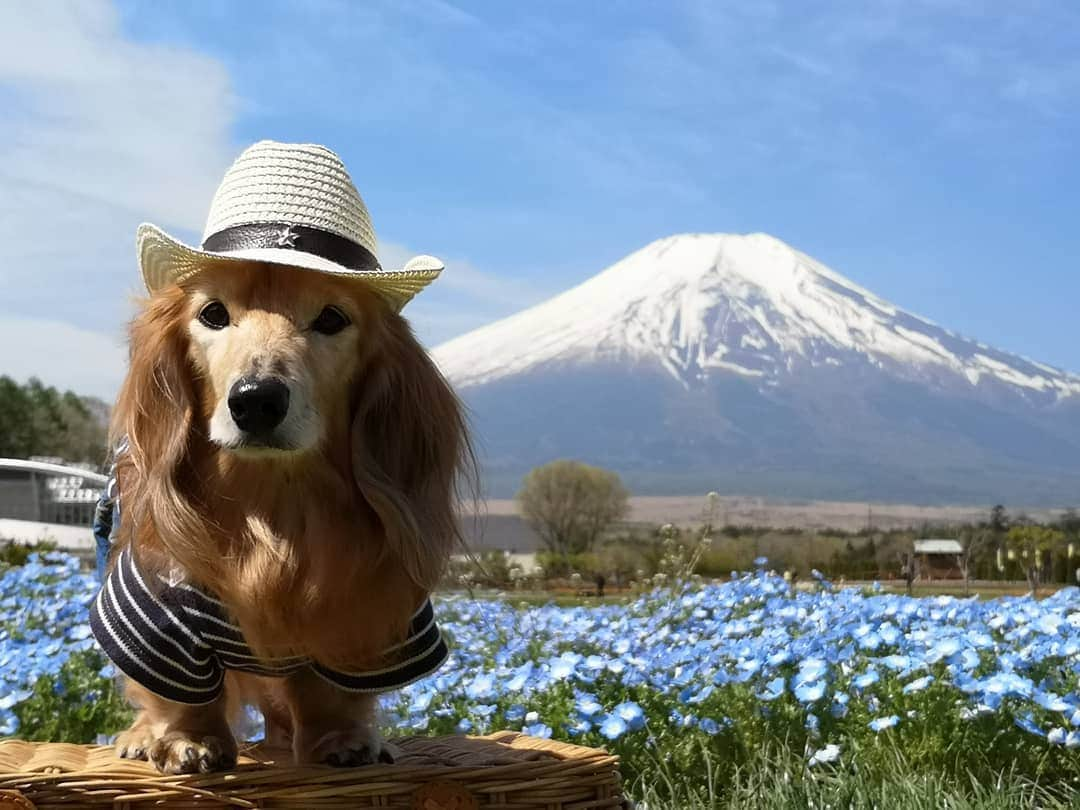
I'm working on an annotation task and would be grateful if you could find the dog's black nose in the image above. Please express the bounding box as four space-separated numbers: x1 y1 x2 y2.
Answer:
228 377 290 434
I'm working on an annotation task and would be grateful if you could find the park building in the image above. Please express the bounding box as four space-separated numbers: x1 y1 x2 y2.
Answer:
912 538 964 580
0 456 105 555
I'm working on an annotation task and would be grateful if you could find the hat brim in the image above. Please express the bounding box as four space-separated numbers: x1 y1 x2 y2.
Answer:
137 223 443 312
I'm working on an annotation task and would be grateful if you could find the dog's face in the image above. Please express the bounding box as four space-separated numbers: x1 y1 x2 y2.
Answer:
182 263 377 456
115 257 470 595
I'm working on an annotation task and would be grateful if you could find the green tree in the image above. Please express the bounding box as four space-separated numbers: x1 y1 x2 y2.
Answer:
0 376 35 457
1058 509 1080 585
0 376 108 463
989 504 1009 535
1006 524 1063 596
517 460 629 557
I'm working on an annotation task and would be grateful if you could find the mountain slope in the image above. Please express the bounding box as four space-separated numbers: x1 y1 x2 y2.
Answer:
433 234 1080 504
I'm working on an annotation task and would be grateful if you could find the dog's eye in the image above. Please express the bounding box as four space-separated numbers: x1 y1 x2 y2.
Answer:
198 301 230 330
311 306 350 335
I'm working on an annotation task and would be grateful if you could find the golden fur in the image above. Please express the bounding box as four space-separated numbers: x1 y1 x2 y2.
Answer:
107 261 473 772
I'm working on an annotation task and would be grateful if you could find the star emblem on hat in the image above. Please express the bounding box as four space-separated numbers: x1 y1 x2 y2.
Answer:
276 225 299 248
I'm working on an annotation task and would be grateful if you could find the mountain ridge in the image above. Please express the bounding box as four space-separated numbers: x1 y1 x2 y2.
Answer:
435 232 1080 399
431 233 1080 504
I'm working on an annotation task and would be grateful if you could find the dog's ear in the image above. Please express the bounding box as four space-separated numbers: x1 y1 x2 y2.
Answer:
350 316 472 592
110 288 204 552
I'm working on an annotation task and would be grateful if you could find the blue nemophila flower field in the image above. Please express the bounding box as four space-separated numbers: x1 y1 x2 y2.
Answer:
4 553 1080 803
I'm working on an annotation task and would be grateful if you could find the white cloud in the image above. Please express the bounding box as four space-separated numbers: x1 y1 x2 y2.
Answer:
0 0 237 397
380 240 546 309
0 1 235 230
0 317 125 400
379 240 554 348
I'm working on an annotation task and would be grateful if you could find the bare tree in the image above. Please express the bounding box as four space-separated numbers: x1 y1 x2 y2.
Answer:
897 550 918 597
956 526 993 598
517 460 629 558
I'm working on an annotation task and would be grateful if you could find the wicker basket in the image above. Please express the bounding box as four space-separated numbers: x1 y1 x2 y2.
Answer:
0 732 624 809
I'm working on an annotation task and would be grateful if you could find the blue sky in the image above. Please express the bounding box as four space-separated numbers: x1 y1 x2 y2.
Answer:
1 0 1078 398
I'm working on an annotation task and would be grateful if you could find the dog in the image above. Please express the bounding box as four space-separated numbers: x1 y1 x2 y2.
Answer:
90 141 471 774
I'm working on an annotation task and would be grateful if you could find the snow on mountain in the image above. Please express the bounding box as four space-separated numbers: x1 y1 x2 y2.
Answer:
434 233 1080 399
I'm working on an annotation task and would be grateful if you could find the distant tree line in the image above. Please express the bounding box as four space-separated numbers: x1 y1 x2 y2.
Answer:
696 504 1080 592
0 376 109 465
506 457 1080 593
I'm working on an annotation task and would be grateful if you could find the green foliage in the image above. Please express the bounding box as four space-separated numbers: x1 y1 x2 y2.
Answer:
535 550 602 579
0 539 58 568
634 745 1079 809
509 498 1080 590
517 460 629 556
1006 524 1065 593
1006 524 1065 555
11 650 133 743
448 550 532 589
0 375 108 462
990 504 1010 536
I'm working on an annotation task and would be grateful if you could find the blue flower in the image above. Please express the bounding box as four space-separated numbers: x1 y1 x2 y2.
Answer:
599 714 629 740
11 547 1080 773
0 690 31 711
869 715 900 732
549 655 577 680
808 744 840 766
1034 691 1070 713
1015 714 1044 737
881 655 911 671
575 695 603 717
853 670 879 689
699 717 721 735
685 685 714 704
794 681 826 703
614 701 646 731
903 675 934 694
522 723 553 738
0 711 17 736
67 625 92 641
464 674 496 701
758 676 785 701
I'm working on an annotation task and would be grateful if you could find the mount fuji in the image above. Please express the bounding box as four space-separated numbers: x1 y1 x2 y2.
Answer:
433 234 1080 505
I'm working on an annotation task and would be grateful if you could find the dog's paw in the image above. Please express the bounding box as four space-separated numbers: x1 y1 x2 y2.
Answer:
149 732 237 775
311 728 392 767
115 725 157 761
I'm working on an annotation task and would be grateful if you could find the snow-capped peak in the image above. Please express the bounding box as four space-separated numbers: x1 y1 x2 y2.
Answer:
432 233 1080 398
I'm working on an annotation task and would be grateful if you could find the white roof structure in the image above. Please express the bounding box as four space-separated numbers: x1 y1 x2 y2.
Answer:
913 539 963 555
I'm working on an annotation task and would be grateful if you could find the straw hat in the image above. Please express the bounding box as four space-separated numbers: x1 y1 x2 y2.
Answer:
137 140 443 311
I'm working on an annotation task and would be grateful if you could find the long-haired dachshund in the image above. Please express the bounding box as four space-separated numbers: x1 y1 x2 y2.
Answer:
91 258 471 773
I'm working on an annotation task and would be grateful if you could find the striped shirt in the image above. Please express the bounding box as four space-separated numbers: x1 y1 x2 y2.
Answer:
89 448 448 704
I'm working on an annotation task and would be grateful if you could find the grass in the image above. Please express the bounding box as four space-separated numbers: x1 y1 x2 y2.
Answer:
861 580 1067 599
453 587 635 608
457 581 1057 608
632 743 1080 809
